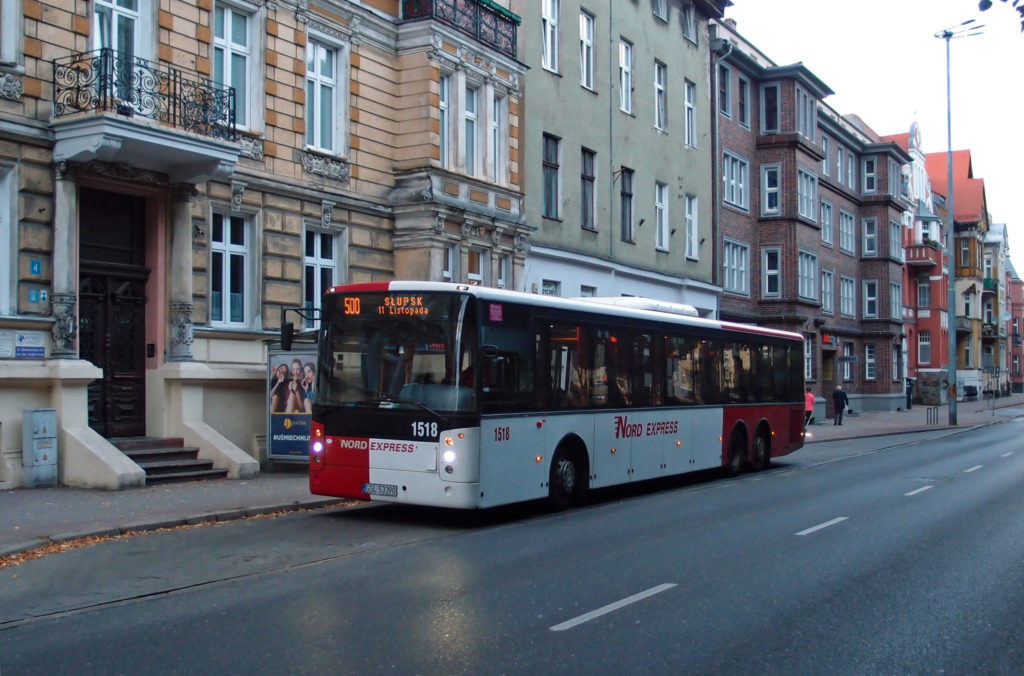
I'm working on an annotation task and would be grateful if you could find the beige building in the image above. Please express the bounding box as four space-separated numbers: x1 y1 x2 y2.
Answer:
0 0 525 488
510 0 726 315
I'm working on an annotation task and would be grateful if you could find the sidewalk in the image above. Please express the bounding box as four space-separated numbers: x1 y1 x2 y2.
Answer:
3 393 1024 560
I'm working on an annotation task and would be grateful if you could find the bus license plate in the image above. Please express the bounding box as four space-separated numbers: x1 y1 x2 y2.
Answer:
363 482 398 498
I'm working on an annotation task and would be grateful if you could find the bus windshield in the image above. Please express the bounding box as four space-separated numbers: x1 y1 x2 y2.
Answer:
318 291 477 413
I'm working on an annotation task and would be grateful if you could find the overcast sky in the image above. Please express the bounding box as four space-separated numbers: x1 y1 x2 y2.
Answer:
725 0 1024 260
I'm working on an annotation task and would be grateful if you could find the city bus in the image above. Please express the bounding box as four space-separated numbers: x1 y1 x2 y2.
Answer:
283 281 805 510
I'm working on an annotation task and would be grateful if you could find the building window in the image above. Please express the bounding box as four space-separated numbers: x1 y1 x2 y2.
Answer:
761 83 779 133
1014 354 1020 376
685 195 699 260
579 11 594 90
213 4 251 128
467 249 487 285
843 342 853 381
839 210 855 254
653 61 667 131
836 145 845 183
821 136 831 176
305 39 343 153
580 284 596 297
821 270 834 313
718 63 731 117
439 75 451 168
964 335 972 367
620 167 635 242
804 336 814 381
464 85 480 176
443 244 456 281
489 94 508 183
762 248 780 298
653 0 667 20
542 279 560 296
0 165 12 315
738 76 750 128
847 153 855 189
761 164 780 216
681 2 697 43
542 133 561 219
304 228 339 327
542 0 559 72
862 218 878 256
798 169 818 221
865 344 877 380
960 239 969 267
210 212 249 326
863 280 878 318
862 157 877 193
722 152 748 210
798 251 818 301
820 201 834 245
919 330 931 365
890 220 903 260
918 276 930 308
581 148 596 231
0 0 20 65
655 181 669 251
684 80 697 148
893 342 901 382
795 86 814 141
840 276 856 317
891 282 902 320
889 158 903 197
723 239 750 295
497 254 511 289
619 39 633 114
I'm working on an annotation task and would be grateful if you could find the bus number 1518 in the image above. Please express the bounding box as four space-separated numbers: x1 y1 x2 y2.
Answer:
494 426 511 442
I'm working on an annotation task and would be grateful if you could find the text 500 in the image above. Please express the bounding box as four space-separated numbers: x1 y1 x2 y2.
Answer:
411 421 438 438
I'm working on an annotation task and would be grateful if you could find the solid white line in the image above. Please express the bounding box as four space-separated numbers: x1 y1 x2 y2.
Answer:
796 517 848 536
964 465 983 473
905 485 934 496
1001 451 1014 458
549 583 677 632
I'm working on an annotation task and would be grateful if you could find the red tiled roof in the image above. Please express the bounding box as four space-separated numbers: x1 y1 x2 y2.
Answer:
880 133 910 151
925 149 985 223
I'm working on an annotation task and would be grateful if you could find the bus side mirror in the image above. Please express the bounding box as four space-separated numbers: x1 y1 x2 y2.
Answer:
281 322 294 351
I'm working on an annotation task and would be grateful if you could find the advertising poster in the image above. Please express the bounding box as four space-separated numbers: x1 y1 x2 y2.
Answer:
267 347 317 462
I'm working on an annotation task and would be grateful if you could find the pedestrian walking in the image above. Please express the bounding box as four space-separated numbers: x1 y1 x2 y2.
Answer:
804 387 816 429
832 385 850 425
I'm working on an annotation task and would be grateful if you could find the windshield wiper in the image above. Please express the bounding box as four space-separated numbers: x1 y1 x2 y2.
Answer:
348 393 449 424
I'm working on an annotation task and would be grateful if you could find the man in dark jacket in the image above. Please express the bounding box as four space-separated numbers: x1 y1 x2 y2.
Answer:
832 385 850 425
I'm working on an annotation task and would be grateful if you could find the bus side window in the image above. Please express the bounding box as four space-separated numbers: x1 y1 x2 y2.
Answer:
546 322 587 409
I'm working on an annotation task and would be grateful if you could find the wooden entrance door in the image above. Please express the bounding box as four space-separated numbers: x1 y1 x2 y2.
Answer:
78 188 149 438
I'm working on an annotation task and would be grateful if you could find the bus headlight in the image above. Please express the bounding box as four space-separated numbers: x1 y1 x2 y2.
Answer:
442 449 456 464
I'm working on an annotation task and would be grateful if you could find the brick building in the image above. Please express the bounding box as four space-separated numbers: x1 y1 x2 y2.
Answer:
711 19 911 415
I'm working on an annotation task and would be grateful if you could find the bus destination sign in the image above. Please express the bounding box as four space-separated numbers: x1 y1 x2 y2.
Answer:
343 295 432 317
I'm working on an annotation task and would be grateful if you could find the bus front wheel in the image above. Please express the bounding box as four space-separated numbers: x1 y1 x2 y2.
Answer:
548 449 582 510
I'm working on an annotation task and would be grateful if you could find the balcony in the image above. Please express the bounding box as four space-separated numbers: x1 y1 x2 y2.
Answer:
955 316 973 334
403 0 519 57
983 277 998 294
982 322 998 338
50 49 239 183
905 242 942 268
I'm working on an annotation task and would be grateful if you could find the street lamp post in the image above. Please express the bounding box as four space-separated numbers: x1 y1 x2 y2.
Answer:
936 19 983 426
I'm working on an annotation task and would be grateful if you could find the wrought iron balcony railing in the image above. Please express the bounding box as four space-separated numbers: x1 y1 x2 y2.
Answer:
52 48 236 142
403 0 519 58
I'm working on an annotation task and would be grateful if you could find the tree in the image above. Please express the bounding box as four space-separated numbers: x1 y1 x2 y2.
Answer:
979 0 1024 31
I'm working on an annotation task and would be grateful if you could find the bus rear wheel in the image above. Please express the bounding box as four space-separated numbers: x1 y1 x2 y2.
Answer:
750 433 769 471
548 449 582 510
726 432 746 477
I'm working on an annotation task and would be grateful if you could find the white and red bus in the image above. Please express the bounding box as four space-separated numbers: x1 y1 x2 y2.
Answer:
286 282 805 509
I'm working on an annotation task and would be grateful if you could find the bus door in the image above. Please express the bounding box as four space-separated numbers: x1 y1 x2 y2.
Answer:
591 327 632 487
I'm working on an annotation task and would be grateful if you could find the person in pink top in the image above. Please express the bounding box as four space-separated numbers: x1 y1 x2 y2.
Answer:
804 387 816 429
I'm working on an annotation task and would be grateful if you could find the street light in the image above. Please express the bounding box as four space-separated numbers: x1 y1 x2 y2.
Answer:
935 19 984 426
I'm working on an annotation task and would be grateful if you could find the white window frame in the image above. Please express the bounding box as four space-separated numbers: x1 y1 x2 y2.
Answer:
863 280 878 318
439 74 452 168
862 157 877 193
890 220 903 261
653 61 667 131
579 11 594 90
888 158 902 196
304 226 344 327
804 336 814 381
0 163 13 315
467 249 487 285
839 210 855 254
843 342 853 381
821 269 834 314
209 210 255 328
862 217 878 256
497 254 511 289
795 86 815 141
798 250 818 301
443 244 456 282
463 84 481 176
619 39 633 114
917 276 931 308
723 239 750 296
684 80 697 148
580 147 597 231
653 0 668 21
760 83 779 133
840 276 856 317
718 63 731 118
655 181 669 251
542 133 561 220
681 2 697 43
836 145 845 183
890 282 902 320
542 0 560 73
737 76 750 128
865 344 877 380
762 247 781 298
488 91 508 184
685 194 699 260
820 201 833 245
213 3 255 130
722 151 748 210
761 164 780 216
847 153 855 189
542 279 561 296
821 136 830 176
798 169 818 221
0 0 22 65
305 36 348 155
620 167 635 242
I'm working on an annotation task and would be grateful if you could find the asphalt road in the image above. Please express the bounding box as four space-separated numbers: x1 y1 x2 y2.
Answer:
1 422 1022 675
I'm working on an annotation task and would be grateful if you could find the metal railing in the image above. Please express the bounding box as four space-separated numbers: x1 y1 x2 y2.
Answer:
52 48 236 142
403 0 519 57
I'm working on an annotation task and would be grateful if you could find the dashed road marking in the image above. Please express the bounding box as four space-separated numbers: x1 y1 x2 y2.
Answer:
905 485 934 496
549 583 677 632
964 465 983 473
796 517 848 536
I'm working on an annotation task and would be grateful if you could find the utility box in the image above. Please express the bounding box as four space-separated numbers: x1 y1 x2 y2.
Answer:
22 408 58 488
